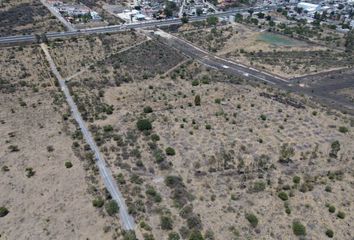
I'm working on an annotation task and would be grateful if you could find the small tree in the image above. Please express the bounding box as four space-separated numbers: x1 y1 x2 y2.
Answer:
165 147 176 156
329 141 340 158
181 15 189 24
194 95 201 106
105 200 119 216
151 134 160 142
65 161 73 168
279 143 295 163
25 167 35 178
188 230 204 240
325 229 334 238
278 191 288 201
92 197 104 208
168 232 180 240
0 207 9 217
245 213 258 228
293 176 301 184
337 211 345 219
137 119 152 131
160 215 173 230
292 221 306 236
143 106 153 113
206 16 218 26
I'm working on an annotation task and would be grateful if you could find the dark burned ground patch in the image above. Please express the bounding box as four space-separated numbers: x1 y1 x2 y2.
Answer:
104 40 186 80
292 68 354 114
67 39 186 121
0 2 62 36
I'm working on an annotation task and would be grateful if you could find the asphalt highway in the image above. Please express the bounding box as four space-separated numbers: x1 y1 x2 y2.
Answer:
152 30 354 115
153 30 289 86
0 4 285 45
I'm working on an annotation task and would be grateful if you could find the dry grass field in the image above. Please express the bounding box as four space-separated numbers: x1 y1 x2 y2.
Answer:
0 45 126 239
65 36 354 240
48 31 146 78
0 0 64 37
177 23 354 78
1 30 353 240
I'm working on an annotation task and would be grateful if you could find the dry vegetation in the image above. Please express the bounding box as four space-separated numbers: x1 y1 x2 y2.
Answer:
0 0 64 37
1 28 353 240
65 35 354 240
48 31 146 78
177 23 354 78
0 43 137 239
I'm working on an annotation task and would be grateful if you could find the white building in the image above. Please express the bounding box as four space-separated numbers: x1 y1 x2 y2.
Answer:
297 2 320 13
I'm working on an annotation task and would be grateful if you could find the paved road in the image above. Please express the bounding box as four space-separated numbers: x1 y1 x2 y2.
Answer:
40 44 135 230
40 0 76 32
0 4 286 45
152 30 354 114
153 30 289 86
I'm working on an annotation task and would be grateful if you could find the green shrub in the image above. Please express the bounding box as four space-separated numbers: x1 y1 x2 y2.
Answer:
165 175 184 188
123 231 137 240
105 200 119 216
325 229 334 238
279 143 295 162
188 230 204 240
140 221 152 231
338 126 348 133
165 147 176 156
160 215 173 230
137 119 152 131
293 176 301 184
205 124 211 130
168 232 180 240
192 80 199 86
284 201 291 215
103 125 113 132
65 161 73 168
251 181 266 192
215 98 221 104
194 95 201 106
25 167 35 178
151 134 160 142
328 205 335 213
325 185 332 192
329 140 340 158
292 221 306 236
187 215 202 229
92 197 104 208
245 213 258 228
153 149 165 163
144 106 153 113
277 191 288 201
204 229 215 240
143 233 155 240
146 186 162 203
0 207 9 217
260 114 267 121
2 166 9 172
337 211 345 219
8 145 19 152
115 173 126 185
